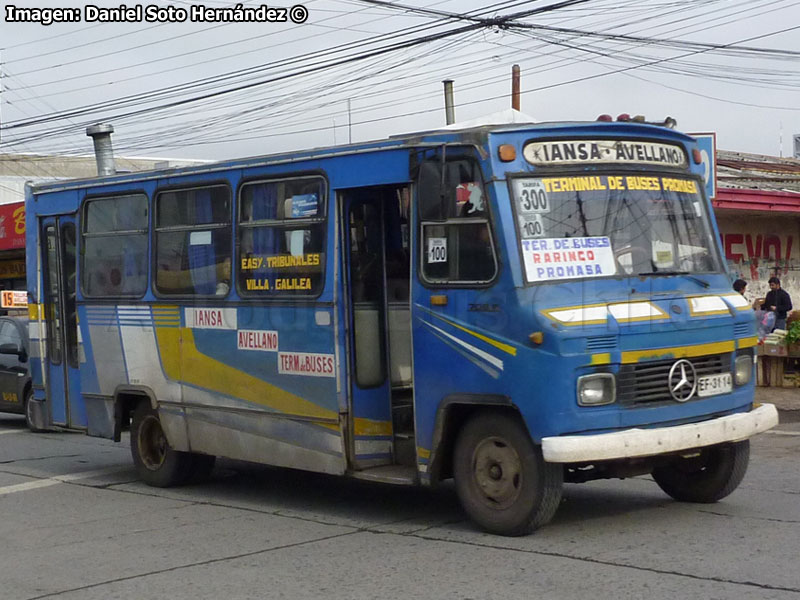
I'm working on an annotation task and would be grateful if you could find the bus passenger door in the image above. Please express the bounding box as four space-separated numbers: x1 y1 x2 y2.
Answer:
341 186 414 471
410 150 501 471
40 216 83 429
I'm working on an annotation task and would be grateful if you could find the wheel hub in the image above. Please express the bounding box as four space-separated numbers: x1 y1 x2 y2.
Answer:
138 415 168 470
472 436 523 509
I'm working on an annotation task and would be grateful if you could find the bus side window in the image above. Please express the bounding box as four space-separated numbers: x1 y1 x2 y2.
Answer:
418 157 497 284
154 185 232 297
237 177 326 297
82 194 149 298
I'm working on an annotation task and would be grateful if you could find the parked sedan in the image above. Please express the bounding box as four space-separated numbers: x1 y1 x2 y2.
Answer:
0 316 35 431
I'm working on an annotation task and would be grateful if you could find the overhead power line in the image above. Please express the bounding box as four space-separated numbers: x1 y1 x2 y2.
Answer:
3 0 799 158
0 1 593 134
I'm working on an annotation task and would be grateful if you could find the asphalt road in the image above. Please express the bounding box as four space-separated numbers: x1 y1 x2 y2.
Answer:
1 413 799 600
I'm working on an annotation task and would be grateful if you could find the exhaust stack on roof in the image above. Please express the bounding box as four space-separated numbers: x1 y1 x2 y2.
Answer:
86 123 116 176
443 80 456 125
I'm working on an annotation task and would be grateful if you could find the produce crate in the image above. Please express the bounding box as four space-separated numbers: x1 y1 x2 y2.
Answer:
761 343 788 357
757 355 785 386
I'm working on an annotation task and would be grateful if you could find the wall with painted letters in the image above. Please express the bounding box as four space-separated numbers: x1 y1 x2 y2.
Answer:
717 214 800 307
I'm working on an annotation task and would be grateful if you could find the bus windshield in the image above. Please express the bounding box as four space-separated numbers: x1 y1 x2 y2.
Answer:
512 173 721 283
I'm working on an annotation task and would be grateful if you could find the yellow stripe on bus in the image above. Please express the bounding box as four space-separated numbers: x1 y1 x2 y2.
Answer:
621 340 735 364
155 327 335 420
155 326 391 436
28 304 42 320
737 336 758 349
428 311 517 356
590 353 612 365
354 420 393 437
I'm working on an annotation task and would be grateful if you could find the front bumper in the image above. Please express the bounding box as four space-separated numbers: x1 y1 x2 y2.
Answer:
542 403 778 463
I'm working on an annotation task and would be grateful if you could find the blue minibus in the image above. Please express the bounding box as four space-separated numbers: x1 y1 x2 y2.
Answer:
25 118 777 535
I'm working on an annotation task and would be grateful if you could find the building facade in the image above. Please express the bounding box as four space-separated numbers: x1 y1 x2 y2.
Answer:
713 151 800 305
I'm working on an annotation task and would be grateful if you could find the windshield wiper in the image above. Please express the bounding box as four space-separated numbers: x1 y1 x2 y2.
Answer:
638 271 709 288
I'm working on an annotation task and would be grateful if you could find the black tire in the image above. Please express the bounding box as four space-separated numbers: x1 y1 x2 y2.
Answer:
652 441 750 503
23 388 45 433
185 454 216 484
130 401 193 487
453 411 563 536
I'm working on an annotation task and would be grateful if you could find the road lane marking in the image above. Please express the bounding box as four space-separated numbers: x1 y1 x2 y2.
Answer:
0 429 24 435
0 466 130 496
765 430 800 437
0 479 59 495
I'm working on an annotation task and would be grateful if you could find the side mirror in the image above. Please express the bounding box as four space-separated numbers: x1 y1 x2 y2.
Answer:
0 343 22 358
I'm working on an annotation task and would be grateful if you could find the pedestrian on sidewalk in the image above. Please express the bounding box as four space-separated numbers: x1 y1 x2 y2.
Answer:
733 278 747 297
760 277 792 331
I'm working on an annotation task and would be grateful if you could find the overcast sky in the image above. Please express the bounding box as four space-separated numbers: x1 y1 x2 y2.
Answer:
1 0 799 167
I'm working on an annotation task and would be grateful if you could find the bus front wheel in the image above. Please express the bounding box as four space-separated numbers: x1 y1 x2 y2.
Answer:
453 412 563 536
652 440 750 503
130 402 193 487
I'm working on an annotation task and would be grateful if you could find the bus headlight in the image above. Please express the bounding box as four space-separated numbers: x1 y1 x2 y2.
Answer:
734 355 753 386
577 374 616 406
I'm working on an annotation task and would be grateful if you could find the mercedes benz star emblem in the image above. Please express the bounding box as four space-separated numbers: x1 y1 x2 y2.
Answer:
668 359 697 402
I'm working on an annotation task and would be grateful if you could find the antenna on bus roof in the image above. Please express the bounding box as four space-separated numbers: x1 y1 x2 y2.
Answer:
86 123 116 176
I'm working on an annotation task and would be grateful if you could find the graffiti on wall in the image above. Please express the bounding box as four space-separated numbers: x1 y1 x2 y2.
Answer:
718 216 800 304
722 233 793 278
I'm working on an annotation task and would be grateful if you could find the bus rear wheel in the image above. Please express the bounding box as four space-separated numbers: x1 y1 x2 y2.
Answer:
652 440 750 503
186 454 216 483
453 412 563 536
131 402 192 487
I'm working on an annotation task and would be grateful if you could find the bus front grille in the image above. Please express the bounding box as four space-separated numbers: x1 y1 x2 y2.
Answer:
616 353 730 405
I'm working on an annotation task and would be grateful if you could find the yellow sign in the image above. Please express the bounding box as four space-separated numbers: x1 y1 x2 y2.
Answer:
540 176 698 194
13 205 25 234
245 277 312 291
241 253 321 270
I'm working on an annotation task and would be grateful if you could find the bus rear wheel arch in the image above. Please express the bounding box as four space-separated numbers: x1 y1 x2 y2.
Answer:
652 440 750 503
453 410 563 536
